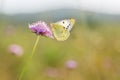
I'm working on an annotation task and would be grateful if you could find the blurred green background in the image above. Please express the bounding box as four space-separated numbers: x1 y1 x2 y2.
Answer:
0 0 120 80
1 11 120 80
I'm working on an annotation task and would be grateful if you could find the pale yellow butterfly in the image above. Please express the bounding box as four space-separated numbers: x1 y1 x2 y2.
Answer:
50 18 75 41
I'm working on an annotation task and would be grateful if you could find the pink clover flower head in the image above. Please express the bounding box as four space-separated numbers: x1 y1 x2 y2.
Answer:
45 67 58 78
29 21 54 39
8 44 24 57
65 60 78 69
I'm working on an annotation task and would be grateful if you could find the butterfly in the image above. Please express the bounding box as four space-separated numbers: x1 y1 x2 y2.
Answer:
50 18 75 41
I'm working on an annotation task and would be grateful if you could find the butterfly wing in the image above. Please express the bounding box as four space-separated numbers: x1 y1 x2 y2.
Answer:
56 18 75 31
50 23 70 41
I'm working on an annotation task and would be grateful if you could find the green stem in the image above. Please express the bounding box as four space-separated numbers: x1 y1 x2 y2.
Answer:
18 36 40 80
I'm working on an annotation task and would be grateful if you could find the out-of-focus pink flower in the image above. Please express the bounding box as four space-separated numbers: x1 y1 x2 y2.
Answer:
65 60 78 69
7 44 24 57
29 21 54 39
5 26 15 36
102 57 112 69
45 67 58 78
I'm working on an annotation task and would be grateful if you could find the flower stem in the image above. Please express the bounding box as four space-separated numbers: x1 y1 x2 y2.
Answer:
18 35 40 80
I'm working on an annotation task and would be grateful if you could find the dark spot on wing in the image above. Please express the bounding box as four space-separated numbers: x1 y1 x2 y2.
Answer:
66 24 70 30
67 25 69 28
69 24 71 26
66 27 68 29
63 21 64 24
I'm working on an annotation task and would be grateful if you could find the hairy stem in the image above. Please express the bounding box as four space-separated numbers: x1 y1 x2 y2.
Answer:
18 36 40 80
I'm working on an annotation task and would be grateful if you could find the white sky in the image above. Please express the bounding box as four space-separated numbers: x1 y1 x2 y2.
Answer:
0 0 120 14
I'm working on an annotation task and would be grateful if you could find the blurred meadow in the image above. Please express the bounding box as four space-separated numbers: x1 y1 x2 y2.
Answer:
0 0 120 80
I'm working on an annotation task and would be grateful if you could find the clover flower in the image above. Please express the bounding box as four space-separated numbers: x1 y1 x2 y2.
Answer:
65 60 78 69
45 67 58 78
7 44 24 57
29 21 54 39
5 26 15 36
